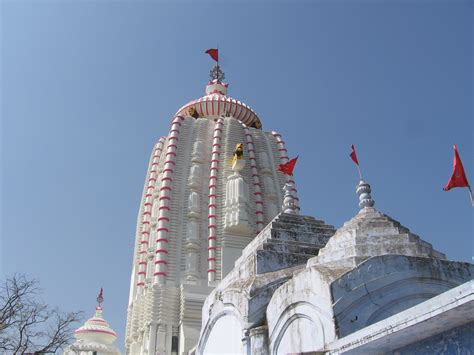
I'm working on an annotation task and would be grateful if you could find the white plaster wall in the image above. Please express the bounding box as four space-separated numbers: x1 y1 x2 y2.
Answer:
201 315 244 354
275 316 321 355
266 266 341 355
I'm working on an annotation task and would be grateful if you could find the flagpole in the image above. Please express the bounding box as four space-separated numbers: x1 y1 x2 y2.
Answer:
468 186 474 206
357 165 363 180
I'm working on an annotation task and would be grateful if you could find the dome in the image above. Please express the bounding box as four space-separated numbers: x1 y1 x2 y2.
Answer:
176 80 262 129
74 306 117 345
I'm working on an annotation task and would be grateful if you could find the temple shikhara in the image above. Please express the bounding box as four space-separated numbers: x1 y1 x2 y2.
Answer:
113 54 472 354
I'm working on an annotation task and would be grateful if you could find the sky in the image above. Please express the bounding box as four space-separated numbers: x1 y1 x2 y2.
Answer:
1 0 473 351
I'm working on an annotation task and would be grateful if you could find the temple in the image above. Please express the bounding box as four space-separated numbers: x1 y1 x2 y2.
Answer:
125 63 299 354
124 61 474 354
65 291 120 355
194 180 473 354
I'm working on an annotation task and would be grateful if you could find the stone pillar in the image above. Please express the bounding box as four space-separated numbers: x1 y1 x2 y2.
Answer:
224 159 252 234
184 141 204 283
148 323 158 355
249 326 269 355
241 329 251 355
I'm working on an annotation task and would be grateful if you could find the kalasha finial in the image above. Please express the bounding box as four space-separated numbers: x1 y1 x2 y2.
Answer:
356 179 375 209
97 288 104 307
282 182 299 214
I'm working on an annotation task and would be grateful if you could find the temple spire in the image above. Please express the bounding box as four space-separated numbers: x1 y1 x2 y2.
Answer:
356 179 375 209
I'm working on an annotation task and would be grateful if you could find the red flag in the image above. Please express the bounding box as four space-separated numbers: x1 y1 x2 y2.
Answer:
350 144 359 166
205 48 219 62
277 156 298 176
444 145 470 191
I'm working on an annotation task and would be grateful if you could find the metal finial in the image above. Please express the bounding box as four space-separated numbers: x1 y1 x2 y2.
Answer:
209 63 225 82
97 288 104 307
282 182 298 214
356 179 375 209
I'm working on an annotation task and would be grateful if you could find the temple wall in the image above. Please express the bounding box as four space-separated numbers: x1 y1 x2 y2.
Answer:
389 321 474 355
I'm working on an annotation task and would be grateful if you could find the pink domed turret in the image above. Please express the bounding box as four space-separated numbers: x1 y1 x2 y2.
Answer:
64 289 120 354
74 306 117 345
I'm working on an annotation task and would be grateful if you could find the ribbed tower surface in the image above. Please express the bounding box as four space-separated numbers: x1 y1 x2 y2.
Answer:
125 78 299 355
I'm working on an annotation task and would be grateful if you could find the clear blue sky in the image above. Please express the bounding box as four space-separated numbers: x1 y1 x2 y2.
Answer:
1 0 472 351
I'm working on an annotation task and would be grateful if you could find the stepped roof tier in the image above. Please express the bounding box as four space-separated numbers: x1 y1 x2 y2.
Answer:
309 179 446 268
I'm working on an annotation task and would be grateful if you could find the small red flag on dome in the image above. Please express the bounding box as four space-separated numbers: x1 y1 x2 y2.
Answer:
444 145 470 191
350 144 359 166
205 48 219 62
277 156 298 176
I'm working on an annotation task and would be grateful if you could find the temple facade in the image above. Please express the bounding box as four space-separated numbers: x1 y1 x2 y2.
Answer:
124 62 473 355
194 180 474 354
125 64 299 355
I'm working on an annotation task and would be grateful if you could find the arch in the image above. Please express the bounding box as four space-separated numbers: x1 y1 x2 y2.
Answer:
335 277 460 336
269 300 333 355
274 313 322 355
197 305 245 355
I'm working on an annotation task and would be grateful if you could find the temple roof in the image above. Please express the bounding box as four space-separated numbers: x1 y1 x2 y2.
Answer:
74 306 118 344
176 80 261 128
66 291 120 355
308 180 446 269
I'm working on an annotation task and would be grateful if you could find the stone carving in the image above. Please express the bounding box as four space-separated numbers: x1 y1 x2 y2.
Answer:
188 192 200 218
188 164 202 190
282 182 298 215
185 251 199 281
191 141 205 163
224 159 252 234
186 220 199 242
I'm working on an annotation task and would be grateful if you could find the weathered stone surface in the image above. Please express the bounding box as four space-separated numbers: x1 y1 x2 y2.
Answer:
325 281 474 354
218 213 335 289
309 207 446 269
265 204 471 355
193 201 473 355
266 255 474 354
391 321 474 355
195 213 335 354
331 255 474 337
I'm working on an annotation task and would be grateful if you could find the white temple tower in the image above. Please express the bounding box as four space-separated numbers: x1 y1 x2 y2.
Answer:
125 64 299 354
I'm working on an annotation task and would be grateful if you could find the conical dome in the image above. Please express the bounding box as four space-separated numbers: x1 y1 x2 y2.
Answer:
75 306 117 344
64 298 120 355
